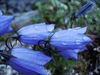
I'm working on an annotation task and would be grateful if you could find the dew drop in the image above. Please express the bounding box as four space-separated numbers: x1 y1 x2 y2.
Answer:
34 26 38 29
47 25 54 32
55 35 59 38
48 28 53 32
83 36 88 41
62 42 67 45
76 40 81 45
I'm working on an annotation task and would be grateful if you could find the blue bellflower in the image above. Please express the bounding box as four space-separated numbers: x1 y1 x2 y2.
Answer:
0 11 14 36
50 27 92 59
7 48 51 75
50 27 91 50
18 23 55 44
74 1 96 18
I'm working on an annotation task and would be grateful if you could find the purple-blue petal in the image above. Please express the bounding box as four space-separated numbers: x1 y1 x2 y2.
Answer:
19 33 51 44
18 23 55 44
50 28 92 50
6 27 13 33
0 15 13 35
67 27 87 34
18 23 54 35
11 48 51 65
58 49 80 59
8 57 48 75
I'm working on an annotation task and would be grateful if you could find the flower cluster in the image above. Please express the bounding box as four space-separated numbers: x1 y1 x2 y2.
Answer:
16 23 91 60
0 1 95 74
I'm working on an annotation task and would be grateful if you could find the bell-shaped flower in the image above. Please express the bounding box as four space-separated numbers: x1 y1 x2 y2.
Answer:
6 48 51 75
50 27 92 50
0 11 14 36
18 23 55 44
74 1 96 18
8 57 48 75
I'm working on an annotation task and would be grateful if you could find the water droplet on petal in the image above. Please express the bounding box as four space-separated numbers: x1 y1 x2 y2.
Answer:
62 42 67 45
83 36 89 41
47 24 54 32
76 40 81 45
48 28 53 32
55 35 59 38
34 26 38 29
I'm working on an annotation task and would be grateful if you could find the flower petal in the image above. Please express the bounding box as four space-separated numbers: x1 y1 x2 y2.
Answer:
11 48 51 65
8 57 48 75
59 49 80 59
67 27 87 34
18 23 54 35
0 15 13 35
18 23 55 44
51 29 91 50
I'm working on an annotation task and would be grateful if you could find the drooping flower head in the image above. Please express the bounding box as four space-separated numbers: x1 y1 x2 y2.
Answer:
51 27 91 50
18 23 55 44
0 48 51 75
50 27 92 59
0 10 14 36
74 1 96 18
